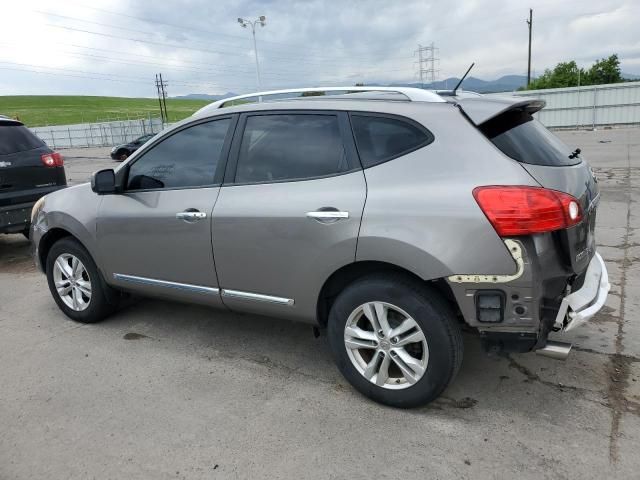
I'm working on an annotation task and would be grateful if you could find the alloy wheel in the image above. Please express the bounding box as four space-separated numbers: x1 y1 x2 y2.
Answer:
52 253 92 311
344 301 429 390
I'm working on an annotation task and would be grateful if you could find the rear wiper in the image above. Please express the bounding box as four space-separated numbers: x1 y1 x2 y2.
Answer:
568 147 581 159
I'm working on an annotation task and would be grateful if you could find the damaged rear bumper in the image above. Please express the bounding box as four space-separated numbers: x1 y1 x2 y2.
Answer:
555 252 610 332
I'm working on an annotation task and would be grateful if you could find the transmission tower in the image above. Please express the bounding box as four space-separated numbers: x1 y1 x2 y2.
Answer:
415 43 439 87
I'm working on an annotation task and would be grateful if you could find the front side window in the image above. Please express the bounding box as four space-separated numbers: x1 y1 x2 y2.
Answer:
350 114 433 167
235 114 348 183
127 119 230 190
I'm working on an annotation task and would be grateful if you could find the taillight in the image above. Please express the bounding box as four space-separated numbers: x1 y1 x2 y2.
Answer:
473 186 583 236
41 152 64 167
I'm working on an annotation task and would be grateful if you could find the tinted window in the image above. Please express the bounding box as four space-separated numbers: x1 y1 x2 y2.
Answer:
235 114 348 183
350 115 432 167
480 110 579 166
0 125 45 155
127 119 230 190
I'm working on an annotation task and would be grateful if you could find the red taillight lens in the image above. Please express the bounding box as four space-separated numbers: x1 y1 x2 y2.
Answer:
41 152 64 167
473 186 583 236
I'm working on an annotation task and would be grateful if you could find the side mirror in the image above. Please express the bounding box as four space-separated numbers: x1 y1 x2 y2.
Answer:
91 169 117 194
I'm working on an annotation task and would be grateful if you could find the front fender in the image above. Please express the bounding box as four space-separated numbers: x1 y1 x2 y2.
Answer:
32 183 101 269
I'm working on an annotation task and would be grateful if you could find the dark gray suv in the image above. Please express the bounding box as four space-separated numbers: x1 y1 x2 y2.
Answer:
30 87 609 407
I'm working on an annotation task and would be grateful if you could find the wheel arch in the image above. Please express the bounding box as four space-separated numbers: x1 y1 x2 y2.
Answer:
39 228 93 274
316 260 458 327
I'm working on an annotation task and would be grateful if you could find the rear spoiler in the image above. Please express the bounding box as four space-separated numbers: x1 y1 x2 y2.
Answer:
452 96 545 125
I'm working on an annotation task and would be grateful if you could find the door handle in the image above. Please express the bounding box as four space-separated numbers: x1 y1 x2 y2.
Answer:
306 209 349 223
176 210 207 222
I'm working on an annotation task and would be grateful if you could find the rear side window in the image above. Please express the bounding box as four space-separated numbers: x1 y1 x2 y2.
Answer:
235 114 348 183
0 125 45 155
350 114 433 167
480 109 579 166
127 119 230 190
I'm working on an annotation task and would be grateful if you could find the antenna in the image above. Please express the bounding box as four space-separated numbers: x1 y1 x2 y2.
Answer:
453 63 475 94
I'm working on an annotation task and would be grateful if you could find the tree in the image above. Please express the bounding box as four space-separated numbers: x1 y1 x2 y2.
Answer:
584 54 622 85
526 61 582 90
523 54 623 90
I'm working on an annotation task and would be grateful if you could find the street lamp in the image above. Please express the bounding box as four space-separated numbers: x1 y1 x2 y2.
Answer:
237 16 266 91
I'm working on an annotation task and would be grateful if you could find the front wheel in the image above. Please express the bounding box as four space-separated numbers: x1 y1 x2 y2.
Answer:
46 237 115 323
328 274 463 408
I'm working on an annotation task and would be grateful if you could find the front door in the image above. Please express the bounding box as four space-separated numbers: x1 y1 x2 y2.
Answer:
98 117 234 306
212 111 366 321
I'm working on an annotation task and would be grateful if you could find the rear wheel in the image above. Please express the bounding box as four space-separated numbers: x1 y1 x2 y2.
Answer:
328 274 463 408
46 237 115 323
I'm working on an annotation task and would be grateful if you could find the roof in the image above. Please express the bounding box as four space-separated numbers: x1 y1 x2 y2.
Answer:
190 86 546 127
0 115 23 126
194 86 445 116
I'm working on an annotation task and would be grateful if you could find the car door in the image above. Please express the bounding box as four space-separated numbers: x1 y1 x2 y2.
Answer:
97 116 236 306
212 110 366 322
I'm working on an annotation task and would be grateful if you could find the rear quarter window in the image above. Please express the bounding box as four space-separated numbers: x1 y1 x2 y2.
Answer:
0 125 45 155
350 114 434 168
480 109 579 167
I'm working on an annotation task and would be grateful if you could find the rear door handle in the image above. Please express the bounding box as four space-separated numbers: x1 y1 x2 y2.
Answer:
176 210 207 222
306 209 349 223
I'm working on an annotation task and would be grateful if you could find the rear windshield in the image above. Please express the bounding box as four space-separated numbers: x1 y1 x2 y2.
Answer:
480 109 579 167
0 125 45 155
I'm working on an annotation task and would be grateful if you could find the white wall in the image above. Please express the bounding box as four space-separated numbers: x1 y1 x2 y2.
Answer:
487 81 640 128
31 117 165 149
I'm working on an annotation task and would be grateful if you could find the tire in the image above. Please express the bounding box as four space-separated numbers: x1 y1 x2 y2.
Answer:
46 237 116 323
116 150 129 161
328 273 463 408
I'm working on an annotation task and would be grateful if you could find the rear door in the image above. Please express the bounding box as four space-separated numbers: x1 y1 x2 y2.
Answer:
0 121 65 206
212 110 366 321
477 107 599 274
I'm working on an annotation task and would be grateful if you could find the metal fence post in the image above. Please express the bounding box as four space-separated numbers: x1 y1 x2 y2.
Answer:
51 130 56 150
67 128 72 148
592 86 597 129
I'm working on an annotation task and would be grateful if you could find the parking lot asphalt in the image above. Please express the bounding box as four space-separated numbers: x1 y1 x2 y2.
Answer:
1 129 640 479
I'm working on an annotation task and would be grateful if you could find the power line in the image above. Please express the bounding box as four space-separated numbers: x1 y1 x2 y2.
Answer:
35 15 410 63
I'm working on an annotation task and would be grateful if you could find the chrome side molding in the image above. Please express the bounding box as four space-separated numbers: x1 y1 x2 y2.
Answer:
112 274 294 306
221 289 294 306
113 273 219 295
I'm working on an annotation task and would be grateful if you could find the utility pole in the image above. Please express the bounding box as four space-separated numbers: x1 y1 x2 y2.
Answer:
415 43 439 88
155 73 168 125
526 8 533 87
159 73 168 123
155 74 164 124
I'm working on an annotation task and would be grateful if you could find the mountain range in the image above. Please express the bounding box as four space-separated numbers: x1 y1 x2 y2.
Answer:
174 72 640 99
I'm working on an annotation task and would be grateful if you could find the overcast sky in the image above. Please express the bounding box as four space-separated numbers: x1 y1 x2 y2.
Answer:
1 0 639 97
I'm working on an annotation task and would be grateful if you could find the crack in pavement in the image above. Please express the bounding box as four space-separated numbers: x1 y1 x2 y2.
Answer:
607 137 634 464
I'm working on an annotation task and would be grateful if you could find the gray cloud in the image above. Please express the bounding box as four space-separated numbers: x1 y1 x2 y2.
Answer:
1 0 638 97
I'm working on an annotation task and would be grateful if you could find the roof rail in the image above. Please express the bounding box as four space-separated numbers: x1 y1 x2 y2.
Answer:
194 86 446 116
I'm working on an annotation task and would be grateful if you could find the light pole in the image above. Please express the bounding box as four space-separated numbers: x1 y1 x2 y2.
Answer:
238 16 266 91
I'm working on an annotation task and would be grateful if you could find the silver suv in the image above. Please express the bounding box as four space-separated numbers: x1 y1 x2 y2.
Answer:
30 87 609 407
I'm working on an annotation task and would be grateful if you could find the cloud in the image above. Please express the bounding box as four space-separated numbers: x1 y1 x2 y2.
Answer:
1 0 638 97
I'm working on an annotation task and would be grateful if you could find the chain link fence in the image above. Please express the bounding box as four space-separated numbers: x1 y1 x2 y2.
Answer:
31 116 165 149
